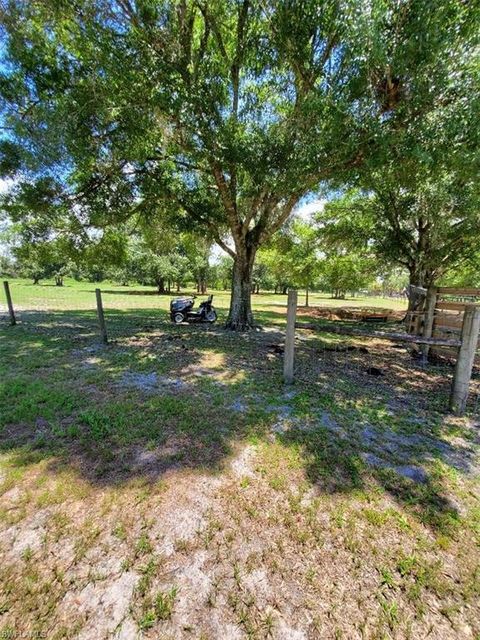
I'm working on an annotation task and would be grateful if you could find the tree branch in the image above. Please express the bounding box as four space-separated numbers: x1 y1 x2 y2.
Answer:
196 2 228 62
210 162 242 236
263 193 300 239
177 194 236 259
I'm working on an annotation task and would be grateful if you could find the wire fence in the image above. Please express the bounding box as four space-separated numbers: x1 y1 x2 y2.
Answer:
292 310 480 416
2 279 480 414
295 332 458 409
0 280 174 343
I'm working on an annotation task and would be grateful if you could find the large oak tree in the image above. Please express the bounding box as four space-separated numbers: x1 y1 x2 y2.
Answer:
317 163 480 302
1 0 478 328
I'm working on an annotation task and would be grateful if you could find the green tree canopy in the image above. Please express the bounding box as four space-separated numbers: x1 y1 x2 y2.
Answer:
287 220 321 306
317 164 480 294
319 253 376 299
1 0 479 327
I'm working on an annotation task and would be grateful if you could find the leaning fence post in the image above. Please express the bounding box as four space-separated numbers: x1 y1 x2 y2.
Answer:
95 288 108 344
3 281 16 326
284 289 298 384
421 286 438 361
449 304 480 415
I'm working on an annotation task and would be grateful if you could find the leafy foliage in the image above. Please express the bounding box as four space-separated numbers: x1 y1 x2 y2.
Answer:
319 254 376 299
318 165 480 289
2 0 477 326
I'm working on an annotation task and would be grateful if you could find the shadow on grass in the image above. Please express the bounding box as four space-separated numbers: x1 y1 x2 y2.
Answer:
0 309 270 484
0 309 477 535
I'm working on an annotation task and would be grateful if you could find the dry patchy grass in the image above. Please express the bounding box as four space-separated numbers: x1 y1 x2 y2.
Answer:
0 290 479 639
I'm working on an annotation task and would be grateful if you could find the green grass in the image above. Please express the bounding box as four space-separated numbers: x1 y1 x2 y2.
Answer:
1 276 406 317
0 278 479 638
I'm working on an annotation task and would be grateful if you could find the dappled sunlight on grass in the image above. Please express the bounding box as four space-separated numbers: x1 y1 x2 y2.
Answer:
1 288 479 638
2 310 474 513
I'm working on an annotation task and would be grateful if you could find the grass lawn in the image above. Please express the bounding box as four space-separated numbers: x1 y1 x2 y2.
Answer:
0 279 479 639
1 277 407 314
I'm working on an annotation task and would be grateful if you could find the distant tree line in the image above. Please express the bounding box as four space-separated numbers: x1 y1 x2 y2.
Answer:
0 214 440 303
1 1 478 328
3 201 480 303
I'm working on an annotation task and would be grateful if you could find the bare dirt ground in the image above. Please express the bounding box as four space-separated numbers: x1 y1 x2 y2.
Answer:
296 306 406 322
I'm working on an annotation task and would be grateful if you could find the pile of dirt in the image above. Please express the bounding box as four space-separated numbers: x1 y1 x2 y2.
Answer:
297 306 405 322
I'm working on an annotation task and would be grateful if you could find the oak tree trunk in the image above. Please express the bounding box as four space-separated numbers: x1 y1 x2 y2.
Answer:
407 266 435 311
225 251 255 330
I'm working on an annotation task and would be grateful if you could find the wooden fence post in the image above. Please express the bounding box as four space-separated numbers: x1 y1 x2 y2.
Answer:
3 281 16 326
449 304 480 415
421 286 438 361
284 289 297 384
95 288 108 344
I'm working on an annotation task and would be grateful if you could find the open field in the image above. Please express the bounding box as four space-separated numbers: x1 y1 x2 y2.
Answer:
1 281 479 639
1 279 408 320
